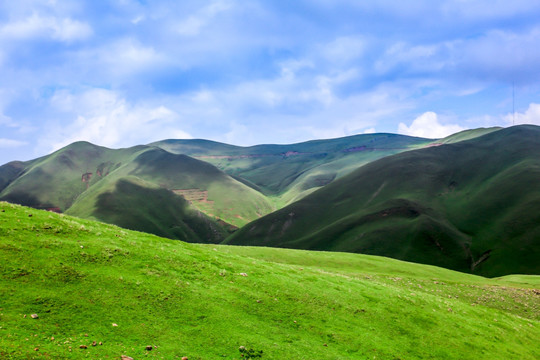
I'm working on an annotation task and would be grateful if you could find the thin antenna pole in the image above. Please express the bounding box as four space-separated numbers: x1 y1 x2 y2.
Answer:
512 82 515 126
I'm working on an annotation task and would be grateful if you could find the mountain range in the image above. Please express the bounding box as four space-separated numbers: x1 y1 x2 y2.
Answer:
1 125 538 276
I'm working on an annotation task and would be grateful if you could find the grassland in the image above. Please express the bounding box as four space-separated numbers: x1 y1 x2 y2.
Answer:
226 125 540 277
1 202 538 359
0 133 433 243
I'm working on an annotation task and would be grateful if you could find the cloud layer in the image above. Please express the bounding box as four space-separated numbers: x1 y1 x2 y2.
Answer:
1 1 540 163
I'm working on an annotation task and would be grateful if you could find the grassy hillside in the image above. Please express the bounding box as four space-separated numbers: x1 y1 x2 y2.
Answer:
0 142 274 241
226 125 540 277
1 202 538 359
152 133 432 203
0 133 434 243
0 142 136 211
68 176 228 243
434 127 502 145
65 147 274 229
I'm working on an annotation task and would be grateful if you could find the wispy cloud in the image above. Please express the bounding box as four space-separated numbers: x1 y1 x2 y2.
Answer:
0 138 27 148
0 0 540 164
44 88 191 152
0 13 92 42
175 0 233 36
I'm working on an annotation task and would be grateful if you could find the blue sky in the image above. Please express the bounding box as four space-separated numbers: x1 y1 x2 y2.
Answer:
1 0 540 165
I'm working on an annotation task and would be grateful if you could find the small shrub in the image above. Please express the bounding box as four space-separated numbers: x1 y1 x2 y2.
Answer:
239 345 263 359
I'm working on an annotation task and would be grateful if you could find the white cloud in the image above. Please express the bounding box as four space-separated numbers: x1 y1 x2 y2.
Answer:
131 15 145 24
441 0 540 20
363 127 376 134
0 138 27 148
167 75 407 146
375 27 540 84
505 103 540 126
375 42 442 74
398 112 465 138
175 0 233 36
0 13 92 42
75 38 167 78
458 28 540 81
320 36 366 63
0 113 15 127
46 88 191 151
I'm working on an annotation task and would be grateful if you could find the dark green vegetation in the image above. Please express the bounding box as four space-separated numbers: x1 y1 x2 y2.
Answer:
1 126 539 277
0 133 432 242
227 125 540 277
1 202 538 359
152 133 432 205
0 142 273 242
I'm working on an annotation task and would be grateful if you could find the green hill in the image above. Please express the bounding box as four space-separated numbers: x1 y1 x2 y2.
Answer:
434 127 502 145
0 142 274 242
69 176 228 243
1 202 538 359
152 133 432 205
226 125 540 277
0 141 145 211
0 133 435 243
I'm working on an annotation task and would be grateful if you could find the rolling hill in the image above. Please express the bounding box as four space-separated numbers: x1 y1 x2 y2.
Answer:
151 133 435 205
0 142 274 242
0 132 440 242
226 125 540 277
1 202 538 359
2 126 536 277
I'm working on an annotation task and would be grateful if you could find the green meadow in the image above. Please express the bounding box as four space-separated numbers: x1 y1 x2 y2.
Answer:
1 202 538 359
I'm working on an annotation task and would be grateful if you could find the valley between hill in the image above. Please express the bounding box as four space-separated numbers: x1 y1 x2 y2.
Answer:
226 125 540 277
1 125 538 277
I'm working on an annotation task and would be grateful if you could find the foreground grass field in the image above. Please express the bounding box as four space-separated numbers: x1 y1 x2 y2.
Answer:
0 202 538 359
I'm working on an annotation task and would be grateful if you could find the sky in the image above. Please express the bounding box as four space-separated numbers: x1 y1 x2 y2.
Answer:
1 0 540 165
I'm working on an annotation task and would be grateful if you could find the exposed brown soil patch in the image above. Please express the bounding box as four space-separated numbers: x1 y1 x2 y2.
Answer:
194 152 310 160
81 173 92 189
172 189 214 205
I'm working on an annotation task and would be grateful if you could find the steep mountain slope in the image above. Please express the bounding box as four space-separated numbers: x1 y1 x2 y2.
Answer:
1 202 538 359
0 142 273 242
152 133 433 204
0 141 137 211
66 147 274 229
68 176 229 243
226 125 540 277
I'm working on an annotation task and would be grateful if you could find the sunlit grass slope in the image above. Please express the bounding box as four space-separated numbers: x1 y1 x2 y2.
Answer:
226 125 540 277
66 147 274 229
0 141 141 211
1 202 538 359
435 127 502 145
0 142 274 240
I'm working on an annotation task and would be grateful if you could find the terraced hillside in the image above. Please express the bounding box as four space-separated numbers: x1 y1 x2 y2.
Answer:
1 202 538 359
226 125 540 277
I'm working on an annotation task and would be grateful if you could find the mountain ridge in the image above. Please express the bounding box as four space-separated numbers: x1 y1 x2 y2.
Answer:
2 125 537 276
225 125 540 277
